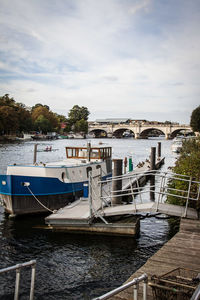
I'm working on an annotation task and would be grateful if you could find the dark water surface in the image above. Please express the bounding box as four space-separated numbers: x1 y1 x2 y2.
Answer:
0 138 178 299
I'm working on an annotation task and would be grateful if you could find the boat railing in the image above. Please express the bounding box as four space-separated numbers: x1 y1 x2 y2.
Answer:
0 260 36 300
93 273 148 300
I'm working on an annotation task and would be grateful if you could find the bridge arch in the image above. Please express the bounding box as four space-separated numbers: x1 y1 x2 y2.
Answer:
140 128 165 139
170 128 194 139
113 128 135 138
88 129 107 138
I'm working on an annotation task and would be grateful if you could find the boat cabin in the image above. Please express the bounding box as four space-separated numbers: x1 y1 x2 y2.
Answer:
66 146 112 161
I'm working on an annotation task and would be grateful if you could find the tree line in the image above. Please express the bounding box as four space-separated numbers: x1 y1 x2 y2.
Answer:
0 94 90 135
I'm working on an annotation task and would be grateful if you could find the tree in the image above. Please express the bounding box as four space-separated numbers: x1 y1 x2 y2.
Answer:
0 94 33 135
190 105 200 132
68 105 90 123
31 103 50 111
0 94 15 107
73 119 88 133
15 103 33 132
31 105 59 133
34 115 52 133
68 105 90 134
0 106 19 134
167 138 200 209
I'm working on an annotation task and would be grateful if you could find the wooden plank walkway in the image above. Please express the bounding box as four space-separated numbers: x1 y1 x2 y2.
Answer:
109 218 200 300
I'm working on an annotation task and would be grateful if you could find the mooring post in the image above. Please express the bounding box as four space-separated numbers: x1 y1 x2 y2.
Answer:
150 147 156 201
124 157 127 174
33 144 38 164
157 142 161 160
128 157 133 172
112 159 123 205
87 142 91 161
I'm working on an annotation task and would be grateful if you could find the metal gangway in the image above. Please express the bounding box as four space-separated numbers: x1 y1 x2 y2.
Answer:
0 260 36 300
88 170 200 221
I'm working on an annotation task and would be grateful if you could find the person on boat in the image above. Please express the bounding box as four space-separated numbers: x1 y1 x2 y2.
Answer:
45 146 49 151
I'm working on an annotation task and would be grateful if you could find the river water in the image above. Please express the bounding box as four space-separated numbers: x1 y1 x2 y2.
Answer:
0 138 178 299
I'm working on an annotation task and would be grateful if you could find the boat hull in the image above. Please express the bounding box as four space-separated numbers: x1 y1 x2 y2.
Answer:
0 174 85 215
0 173 111 216
1 192 81 216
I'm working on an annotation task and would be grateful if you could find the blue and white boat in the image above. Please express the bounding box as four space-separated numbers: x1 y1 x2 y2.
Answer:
0 145 112 216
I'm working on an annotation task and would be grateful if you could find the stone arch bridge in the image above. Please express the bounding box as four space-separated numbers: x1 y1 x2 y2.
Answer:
88 123 192 139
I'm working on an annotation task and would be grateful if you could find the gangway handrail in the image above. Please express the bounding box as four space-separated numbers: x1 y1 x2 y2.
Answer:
93 273 148 300
0 260 36 300
96 170 200 218
101 170 200 184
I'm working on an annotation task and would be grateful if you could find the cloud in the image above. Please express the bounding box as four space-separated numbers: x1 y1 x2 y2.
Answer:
0 0 199 124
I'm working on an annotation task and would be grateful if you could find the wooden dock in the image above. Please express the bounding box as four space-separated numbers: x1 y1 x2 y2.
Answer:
109 218 200 300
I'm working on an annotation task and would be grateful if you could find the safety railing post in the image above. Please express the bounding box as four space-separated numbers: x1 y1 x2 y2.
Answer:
133 282 138 300
129 177 137 212
14 266 21 300
135 175 142 203
184 176 192 217
156 173 165 212
143 276 148 300
89 171 93 218
30 261 36 300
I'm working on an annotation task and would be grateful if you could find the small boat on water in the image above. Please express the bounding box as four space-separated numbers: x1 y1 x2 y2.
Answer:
0 145 112 216
171 138 183 153
37 146 58 152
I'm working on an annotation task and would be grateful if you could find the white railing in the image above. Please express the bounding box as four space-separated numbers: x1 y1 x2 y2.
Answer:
89 170 200 218
93 273 148 300
0 260 36 300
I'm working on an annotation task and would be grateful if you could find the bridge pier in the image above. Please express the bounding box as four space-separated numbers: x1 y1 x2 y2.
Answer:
135 133 140 139
107 132 113 138
165 133 170 140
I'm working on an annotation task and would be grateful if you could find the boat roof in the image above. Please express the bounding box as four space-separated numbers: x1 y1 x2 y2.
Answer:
65 146 112 160
8 157 106 169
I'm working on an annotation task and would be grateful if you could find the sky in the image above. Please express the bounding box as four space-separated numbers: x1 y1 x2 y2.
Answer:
0 0 200 124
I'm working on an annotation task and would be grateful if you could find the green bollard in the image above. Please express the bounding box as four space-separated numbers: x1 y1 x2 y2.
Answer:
129 157 133 172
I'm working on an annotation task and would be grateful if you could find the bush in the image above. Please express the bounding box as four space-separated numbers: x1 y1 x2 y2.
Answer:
167 138 200 210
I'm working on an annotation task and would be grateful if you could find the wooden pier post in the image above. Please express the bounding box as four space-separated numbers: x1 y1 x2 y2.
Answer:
87 142 91 161
157 142 161 159
150 147 156 201
33 144 38 164
112 159 123 205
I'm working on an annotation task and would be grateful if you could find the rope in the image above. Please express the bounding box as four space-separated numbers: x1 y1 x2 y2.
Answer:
26 186 55 213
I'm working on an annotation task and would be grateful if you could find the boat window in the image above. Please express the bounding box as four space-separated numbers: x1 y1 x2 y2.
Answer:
87 167 92 177
96 165 101 169
91 149 99 158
